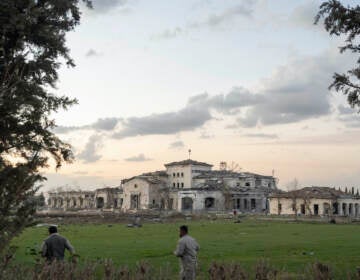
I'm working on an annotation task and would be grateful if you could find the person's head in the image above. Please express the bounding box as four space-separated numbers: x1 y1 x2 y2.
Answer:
48 226 58 235
179 225 188 238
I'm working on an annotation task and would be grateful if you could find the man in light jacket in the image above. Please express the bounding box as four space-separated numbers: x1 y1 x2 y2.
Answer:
174 225 200 280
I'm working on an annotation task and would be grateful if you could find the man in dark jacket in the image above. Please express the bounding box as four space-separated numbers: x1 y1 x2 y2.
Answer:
41 226 75 261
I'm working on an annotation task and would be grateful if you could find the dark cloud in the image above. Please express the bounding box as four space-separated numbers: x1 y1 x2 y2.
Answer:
153 2 255 40
169 140 185 149
54 118 120 134
188 87 263 115
338 105 356 115
337 105 360 127
113 105 212 139
236 51 350 127
124 154 152 162
77 134 103 163
243 133 278 139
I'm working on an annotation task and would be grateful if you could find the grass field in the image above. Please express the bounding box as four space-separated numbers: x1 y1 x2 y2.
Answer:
11 219 360 277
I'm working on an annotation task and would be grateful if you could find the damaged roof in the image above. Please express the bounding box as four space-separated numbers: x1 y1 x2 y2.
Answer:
270 186 354 199
164 159 213 167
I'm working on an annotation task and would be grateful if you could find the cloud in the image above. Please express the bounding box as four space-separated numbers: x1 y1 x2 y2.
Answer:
54 118 120 134
153 2 255 39
124 153 152 162
236 50 352 127
77 134 103 163
199 131 214 139
243 133 278 139
88 0 130 14
85 49 101 57
169 140 185 149
113 104 212 139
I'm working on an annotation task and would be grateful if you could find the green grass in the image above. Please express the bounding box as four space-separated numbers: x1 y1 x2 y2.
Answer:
11 219 360 277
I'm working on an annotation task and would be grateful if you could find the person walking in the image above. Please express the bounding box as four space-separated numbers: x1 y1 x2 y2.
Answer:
41 226 75 262
174 225 200 280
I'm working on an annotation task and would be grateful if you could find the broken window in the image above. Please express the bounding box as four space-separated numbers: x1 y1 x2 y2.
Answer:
251 198 256 210
332 202 339 215
300 204 305 214
96 197 104 209
244 199 248 210
182 197 193 211
313 204 319 215
205 197 215 209
245 182 250 187
236 199 241 209
169 198 174 210
130 194 140 209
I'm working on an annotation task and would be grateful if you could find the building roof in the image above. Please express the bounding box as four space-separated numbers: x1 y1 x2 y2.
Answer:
270 186 354 199
122 175 166 185
164 159 213 167
193 170 274 179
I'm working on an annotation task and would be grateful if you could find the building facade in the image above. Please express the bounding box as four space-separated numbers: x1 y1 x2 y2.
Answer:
269 187 360 217
47 159 278 213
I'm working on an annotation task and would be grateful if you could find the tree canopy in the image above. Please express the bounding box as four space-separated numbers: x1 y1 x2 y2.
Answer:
0 0 90 255
316 0 360 108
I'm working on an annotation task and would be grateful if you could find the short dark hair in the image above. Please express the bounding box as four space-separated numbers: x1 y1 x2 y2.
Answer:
180 225 188 233
48 226 58 234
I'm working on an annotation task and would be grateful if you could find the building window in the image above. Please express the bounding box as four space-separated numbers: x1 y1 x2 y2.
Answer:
300 204 305 214
251 199 256 210
134 184 138 188
245 182 250 187
152 199 156 205
236 182 240 187
205 197 215 209
173 173 176 177
177 173 180 177
278 203 282 213
177 182 180 188
181 172 184 177
181 183 184 188
173 183 176 188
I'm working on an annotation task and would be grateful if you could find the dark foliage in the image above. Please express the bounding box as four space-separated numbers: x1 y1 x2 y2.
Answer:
0 0 91 255
316 1 360 108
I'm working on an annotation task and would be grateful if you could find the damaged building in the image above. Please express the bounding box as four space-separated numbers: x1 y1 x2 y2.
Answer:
47 159 278 213
269 186 360 217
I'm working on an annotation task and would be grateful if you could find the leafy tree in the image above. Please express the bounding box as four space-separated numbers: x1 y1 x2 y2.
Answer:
316 1 360 108
0 0 90 255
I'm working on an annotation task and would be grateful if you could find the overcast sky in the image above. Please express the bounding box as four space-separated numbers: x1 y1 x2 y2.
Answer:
44 0 360 191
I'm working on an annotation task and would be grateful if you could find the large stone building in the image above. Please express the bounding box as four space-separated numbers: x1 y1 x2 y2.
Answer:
47 159 277 213
269 187 360 217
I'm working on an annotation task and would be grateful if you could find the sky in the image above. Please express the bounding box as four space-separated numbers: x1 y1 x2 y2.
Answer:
44 0 360 192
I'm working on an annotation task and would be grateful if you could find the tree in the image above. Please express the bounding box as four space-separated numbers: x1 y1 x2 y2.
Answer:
0 0 91 256
316 1 360 108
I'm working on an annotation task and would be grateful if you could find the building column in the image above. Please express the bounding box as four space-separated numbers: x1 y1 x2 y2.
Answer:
338 203 343 216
